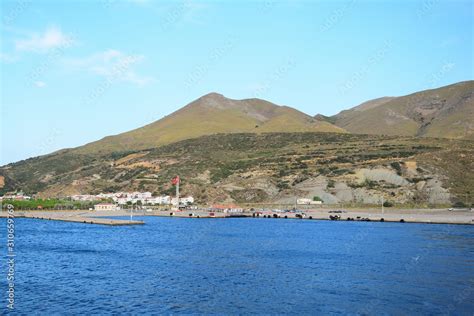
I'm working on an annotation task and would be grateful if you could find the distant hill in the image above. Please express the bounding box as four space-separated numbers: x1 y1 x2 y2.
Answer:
333 97 396 121
328 81 474 139
77 93 345 155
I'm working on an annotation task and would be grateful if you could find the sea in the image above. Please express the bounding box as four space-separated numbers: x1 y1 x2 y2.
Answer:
1 217 473 315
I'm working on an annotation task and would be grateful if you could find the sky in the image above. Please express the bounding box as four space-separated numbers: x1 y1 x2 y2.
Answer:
0 0 472 165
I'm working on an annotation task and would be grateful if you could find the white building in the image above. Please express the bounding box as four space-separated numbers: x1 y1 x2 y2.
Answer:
94 203 119 211
97 193 118 199
111 192 154 205
71 194 99 201
71 191 191 207
132 191 152 200
181 196 194 205
116 197 131 205
0 192 31 201
297 198 323 205
146 195 171 205
212 204 243 213
171 196 195 206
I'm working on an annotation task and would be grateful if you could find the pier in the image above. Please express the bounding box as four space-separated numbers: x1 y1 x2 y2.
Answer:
144 209 474 225
0 211 144 226
0 208 472 225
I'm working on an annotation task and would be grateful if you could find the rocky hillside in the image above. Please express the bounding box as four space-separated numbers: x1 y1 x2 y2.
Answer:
327 81 474 139
76 93 345 155
2 132 472 207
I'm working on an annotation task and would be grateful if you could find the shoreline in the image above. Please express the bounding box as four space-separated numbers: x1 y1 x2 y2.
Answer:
0 208 473 226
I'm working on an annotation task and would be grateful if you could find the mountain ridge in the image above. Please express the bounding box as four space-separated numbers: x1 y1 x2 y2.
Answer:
74 92 346 155
328 80 474 139
75 80 474 157
2 80 473 167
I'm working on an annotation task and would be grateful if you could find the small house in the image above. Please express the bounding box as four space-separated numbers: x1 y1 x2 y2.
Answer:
94 203 118 211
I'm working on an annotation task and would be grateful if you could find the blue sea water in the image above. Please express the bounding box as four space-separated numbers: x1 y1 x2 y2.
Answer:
1 217 473 315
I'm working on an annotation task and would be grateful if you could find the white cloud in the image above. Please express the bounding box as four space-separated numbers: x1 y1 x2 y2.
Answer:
128 0 151 4
0 52 19 63
63 49 155 86
15 26 75 53
34 81 47 88
440 37 459 48
182 2 210 25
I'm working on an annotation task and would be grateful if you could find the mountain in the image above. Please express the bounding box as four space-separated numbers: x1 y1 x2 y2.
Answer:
1 82 473 205
328 81 474 139
76 93 345 155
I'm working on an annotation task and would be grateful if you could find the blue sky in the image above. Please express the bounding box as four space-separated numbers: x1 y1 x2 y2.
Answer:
1 0 472 165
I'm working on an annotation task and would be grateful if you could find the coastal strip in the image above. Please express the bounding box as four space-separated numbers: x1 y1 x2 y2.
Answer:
147 209 474 225
1 209 472 225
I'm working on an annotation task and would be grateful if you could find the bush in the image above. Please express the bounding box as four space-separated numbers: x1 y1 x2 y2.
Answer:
313 196 322 202
279 169 289 177
211 166 232 183
332 168 352 176
277 181 290 190
364 179 378 189
452 201 467 208
390 162 402 176
318 168 330 175
383 201 394 207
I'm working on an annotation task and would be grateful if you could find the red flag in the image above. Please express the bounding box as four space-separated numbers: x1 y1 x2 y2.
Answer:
171 176 180 185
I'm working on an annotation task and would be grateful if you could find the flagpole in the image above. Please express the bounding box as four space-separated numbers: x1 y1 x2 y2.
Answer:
176 176 180 208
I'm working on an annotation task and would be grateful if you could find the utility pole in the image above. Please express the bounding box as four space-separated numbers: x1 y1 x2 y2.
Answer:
381 195 384 214
292 186 297 211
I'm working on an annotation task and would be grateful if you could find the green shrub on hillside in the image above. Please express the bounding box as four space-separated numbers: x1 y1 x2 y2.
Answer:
452 201 467 208
383 201 394 207
390 162 403 176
